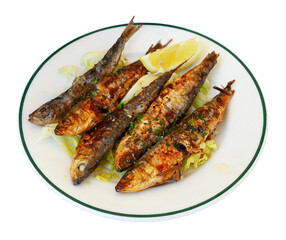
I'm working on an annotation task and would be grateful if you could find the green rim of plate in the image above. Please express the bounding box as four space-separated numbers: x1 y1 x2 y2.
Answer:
19 22 267 218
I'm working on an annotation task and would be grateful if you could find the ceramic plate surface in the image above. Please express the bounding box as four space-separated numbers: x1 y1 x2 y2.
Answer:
19 23 266 220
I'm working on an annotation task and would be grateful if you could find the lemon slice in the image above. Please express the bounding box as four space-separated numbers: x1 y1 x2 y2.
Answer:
140 37 201 73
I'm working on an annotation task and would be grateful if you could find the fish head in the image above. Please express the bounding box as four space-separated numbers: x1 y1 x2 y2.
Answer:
116 161 182 193
115 161 159 193
54 99 107 136
54 116 78 136
28 103 58 126
70 157 93 185
114 136 138 172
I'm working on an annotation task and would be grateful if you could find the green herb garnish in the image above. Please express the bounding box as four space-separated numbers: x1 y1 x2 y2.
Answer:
133 138 140 143
112 71 119 76
195 114 204 120
177 128 184 133
202 130 208 138
137 113 144 121
92 77 98 84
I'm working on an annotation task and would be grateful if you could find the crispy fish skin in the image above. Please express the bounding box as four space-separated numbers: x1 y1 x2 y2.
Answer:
114 52 219 172
70 63 185 185
115 80 235 193
28 17 142 126
96 41 172 111
54 41 170 136
54 61 147 136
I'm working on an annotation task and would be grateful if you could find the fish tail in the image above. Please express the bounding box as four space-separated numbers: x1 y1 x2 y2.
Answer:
213 80 235 95
197 51 219 70
145 39 173 54
183 51 219 79
121 16 142 42
206 51 220 63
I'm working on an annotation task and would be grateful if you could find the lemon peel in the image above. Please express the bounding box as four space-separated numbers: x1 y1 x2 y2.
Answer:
140 37 201 73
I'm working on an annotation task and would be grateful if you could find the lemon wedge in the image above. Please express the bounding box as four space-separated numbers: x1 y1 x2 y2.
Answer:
140 37 201 73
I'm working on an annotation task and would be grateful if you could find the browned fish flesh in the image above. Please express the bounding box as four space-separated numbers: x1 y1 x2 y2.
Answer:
115 80 235 193
54 41 172 136
70 62 185 185
28 17 142 126
114 52 219 172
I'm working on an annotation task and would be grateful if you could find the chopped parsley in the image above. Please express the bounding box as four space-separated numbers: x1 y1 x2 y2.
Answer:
156 135 163 141
92 77 98 84
177 128 184 133
111 71 119 76
194 114 204 120
147 128 153 133
133 138 140 143
202 130 208 138
129 121 135 129
117 99 130 109
188 118 197 131
129 129 135 136
153 127 162 134
137 113 144 121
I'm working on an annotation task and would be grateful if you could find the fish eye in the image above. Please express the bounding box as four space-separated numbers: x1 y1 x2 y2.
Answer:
78 163 87 172
39 107 51 118
62 118 72 125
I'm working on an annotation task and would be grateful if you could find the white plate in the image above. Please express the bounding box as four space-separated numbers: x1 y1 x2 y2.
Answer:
19 23 266 220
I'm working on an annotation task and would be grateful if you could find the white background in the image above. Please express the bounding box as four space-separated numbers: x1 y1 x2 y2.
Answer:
1 0 285 239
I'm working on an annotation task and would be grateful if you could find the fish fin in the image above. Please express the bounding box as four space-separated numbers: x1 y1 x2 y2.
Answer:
170 167 181 181
121 16 142 42
170 59 189 73
206 132 216 140
145 39 173 54
213 80 235 95
196 51 218 69
158 165 182 182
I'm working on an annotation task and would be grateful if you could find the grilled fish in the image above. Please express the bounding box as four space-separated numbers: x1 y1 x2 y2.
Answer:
54 41 171 136
114 52 219 172
28 17 142 126
115 80 235 193
70 62 185 185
